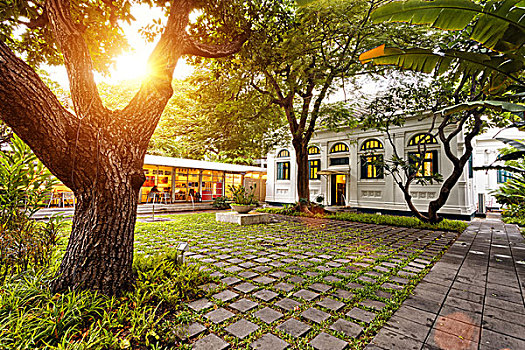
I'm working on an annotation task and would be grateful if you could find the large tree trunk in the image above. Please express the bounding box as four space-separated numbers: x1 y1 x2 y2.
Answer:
293 139 309 201
52 175 143 294
0 0 246 295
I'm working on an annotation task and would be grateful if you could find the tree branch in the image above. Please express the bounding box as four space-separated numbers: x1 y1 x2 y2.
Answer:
182 33 249 58
0 41 76 187
16 10 49 29
46 0 105 119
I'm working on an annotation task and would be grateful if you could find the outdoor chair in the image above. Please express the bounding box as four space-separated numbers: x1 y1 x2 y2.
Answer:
160 192 171 204
146 192 158 203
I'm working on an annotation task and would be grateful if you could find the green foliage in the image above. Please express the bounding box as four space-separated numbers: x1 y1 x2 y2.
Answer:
361 44 523 94
0 252 207 349
361 0 525 117
1 0 134 72
0 215 66 282
257 207 469 232
0 135 64 281
228 184 258 205
0 134 56 220
492 158 525 216
212 196 231 209
502 215 525 227
149 69 285 161
370 0 524 52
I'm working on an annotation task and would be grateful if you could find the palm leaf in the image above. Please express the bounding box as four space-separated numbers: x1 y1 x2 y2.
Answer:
496 137 525 150
371 0 525 52
499 151 525 160
359 45 524 92
474 164 525 172
439 100 525 115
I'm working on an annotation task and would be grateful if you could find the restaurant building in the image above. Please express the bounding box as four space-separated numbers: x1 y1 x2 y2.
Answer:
49 155 267 206
139 155 267 203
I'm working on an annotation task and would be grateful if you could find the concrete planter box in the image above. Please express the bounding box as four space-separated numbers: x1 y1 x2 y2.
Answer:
216 212 270 225
231 204 256 214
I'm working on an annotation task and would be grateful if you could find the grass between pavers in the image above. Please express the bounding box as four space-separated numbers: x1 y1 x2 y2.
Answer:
257 207 469 233
1 212 462 349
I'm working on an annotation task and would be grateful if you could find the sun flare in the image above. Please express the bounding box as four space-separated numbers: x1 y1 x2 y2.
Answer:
110 53 150 82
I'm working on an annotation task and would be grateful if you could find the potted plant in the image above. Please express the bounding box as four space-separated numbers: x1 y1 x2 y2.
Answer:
229 184 258 214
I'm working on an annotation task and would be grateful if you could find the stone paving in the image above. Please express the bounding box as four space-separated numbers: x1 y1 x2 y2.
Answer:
135 213 525 349
166 214 464 349
366 219 525 350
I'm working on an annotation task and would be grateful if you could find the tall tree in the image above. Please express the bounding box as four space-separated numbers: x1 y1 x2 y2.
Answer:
218 0 386 203
0 0 249 294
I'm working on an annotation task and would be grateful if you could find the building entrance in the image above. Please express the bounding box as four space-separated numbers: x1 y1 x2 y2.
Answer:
331 174 347 206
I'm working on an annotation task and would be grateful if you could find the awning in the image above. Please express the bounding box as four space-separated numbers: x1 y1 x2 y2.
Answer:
317 169 350 175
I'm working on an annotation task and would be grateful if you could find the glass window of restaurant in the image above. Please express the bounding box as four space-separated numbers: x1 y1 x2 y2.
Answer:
201 170 225 201
142 165 173 202
174 168 200 201
225 173 243 198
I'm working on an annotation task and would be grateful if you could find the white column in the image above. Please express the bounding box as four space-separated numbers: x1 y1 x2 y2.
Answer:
348 137 358 207
320 141 329 205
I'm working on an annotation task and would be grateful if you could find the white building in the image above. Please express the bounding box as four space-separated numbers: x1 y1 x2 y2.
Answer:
473 128 525 210
265 116 524 220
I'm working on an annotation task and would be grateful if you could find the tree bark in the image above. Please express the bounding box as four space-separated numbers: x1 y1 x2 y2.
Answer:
426 111 483 223
53 169 142 295
293 139 309 201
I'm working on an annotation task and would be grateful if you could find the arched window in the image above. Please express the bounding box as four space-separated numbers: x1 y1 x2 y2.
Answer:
360 139 384 179
361 139 384 151
408 151 438 177
330 143 349 153
407 134 438 177
277 149 290 158
308 146 320 155
408 133 437 146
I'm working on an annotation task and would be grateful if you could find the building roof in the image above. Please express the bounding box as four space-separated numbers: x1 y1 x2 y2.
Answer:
144 154 266 173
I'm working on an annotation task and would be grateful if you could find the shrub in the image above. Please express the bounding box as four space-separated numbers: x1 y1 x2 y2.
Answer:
0 252 208 349
502 216 525 227
0 134 56 220
0 135 65 280
212 196 230 209
0 214 66 281
229 184 258 205
257 208 469 233
491 153 525 223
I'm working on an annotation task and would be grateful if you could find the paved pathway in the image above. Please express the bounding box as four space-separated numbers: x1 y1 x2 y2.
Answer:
167 214 462 349
366 219 525 350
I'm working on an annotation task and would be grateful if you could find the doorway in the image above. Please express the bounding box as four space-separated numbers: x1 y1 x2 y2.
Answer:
331 174 347 206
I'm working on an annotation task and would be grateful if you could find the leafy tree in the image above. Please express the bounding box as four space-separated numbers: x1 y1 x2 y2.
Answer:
359 0 525 223
362 78 499 223
360 0 525 116
150 66 285 162
0 0 251 294
221 0 396 204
